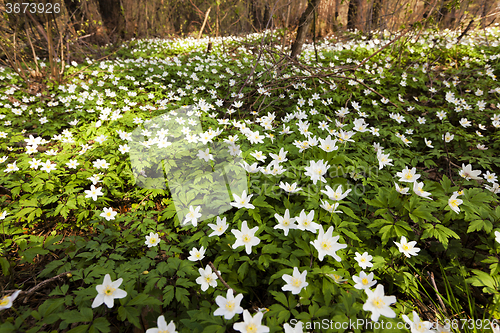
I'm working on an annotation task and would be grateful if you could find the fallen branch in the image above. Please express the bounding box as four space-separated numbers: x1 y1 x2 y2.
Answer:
1 272 70 303
428 271 448 317
208 261 234 292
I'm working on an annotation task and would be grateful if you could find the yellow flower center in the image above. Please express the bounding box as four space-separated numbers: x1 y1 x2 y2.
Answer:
246 324 258 333
403 244 410 251
362 278 369 285
291 278 302 287
242 234 251 243
0 297 9 306
104 286 115 296
321 241 331 250
372 297 385 308
225 300 235 311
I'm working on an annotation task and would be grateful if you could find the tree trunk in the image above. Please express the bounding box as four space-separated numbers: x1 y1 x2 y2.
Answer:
347 0 359 31
371 0 382 31
97 0 126 39
249 0 262 30
263 1 271 29
290 0 320 58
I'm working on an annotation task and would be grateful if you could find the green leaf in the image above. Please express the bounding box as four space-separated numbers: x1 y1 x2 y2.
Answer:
66 325 89 333
410 205 437 222
175 287 190 307
270 291 288 307
253 195 274 210
0 257 10 276
339 205 360 220
467 269 499 293
467 219 493 233
202 325 225 333
163 285 175 305
90 317 110 333
118 306 141 329
238 262 249 281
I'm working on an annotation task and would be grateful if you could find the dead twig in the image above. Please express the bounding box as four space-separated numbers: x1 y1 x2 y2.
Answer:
2 272 70 303
428 271 448 317
208 262 234 292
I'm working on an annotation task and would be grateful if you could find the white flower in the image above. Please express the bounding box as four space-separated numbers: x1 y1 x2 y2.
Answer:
304 160 330 185
396 166 421 183
321 185 351 201
208 216 228 237
354 252 373 269
362 284 396 322
214 289 244 319
84 185 104 201
436 111 447 120
295 209 320 233
0 211 8 220
66 159 79 169
353 271 377 290
118 144 130 154
318 135 338 152
402 311 435 333
91 274 127 308
320 200 341 213
93 159 110 169
183 205 202 227
250 150 267 163
100 207 117 221
495 231 500 244
424 138 433 148
233 310 269 333
283 322 304 333
459 118 472 128
231 221 260 254
274 209 297 236
196 265 218 291
197 148 213 162
145 315 178 333
230 190 255 209
377 151 393 170
448 193 463 214
443 132 454 142
188 246 206 261
459 163 482 180
0 290 20 310
413 181 433 200
40 160 57 173
395 182 410 195
394 236 420 257
311 226 347 261
483 171 497 183
279 182 302 193
145 232 160 247
282 267 309 295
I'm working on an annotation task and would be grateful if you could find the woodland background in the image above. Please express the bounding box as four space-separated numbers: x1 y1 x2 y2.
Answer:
1 0 500 52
